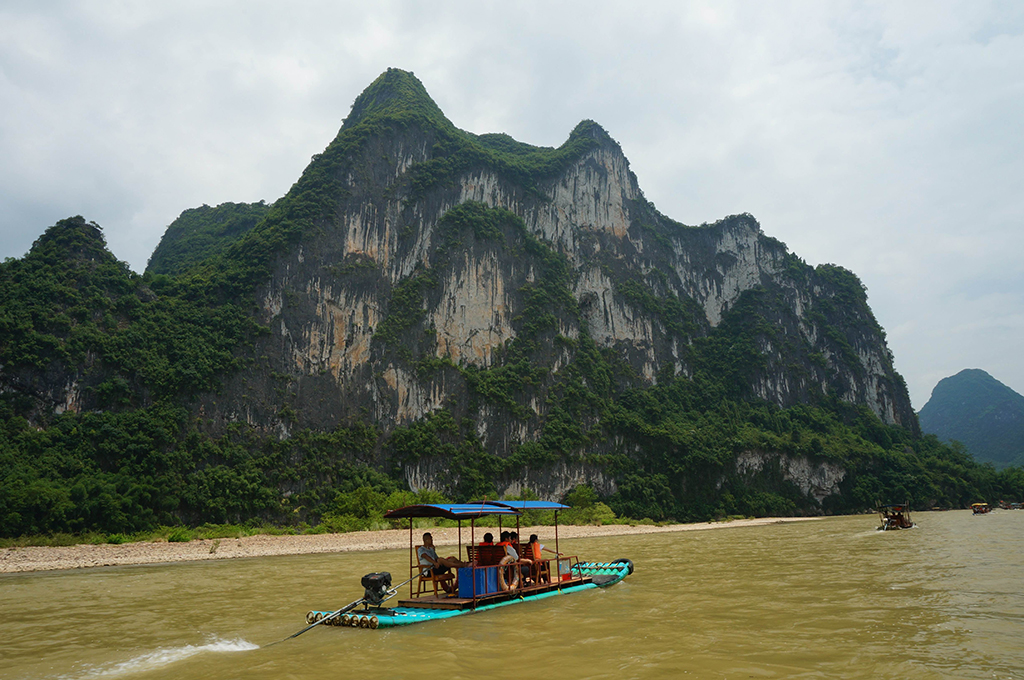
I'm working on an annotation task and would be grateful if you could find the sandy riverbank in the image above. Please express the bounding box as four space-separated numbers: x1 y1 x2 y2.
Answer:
0 516 820 574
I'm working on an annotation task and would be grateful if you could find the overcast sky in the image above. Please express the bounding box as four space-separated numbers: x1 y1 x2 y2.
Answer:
1 1 1022 410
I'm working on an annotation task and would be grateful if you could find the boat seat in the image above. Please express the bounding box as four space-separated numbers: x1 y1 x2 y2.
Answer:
534 557 551 584
475 545 506 566
416 570 453 598
414 545 453 598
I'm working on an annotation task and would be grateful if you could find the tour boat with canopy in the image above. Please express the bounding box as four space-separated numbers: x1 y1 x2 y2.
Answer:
877 502 915 530
297 500 633 632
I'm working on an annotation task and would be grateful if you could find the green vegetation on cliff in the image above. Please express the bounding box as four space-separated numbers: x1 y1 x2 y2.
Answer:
146 201 271 276
346 68 605 198
3 208 1022 540
0 217 255 404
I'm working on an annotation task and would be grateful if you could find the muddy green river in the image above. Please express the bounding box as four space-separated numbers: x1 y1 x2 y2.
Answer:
2 511 1022 679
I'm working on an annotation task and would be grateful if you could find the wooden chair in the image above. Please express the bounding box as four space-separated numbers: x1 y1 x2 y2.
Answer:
476 545 505 566
535 558 551 584
414 546 454 598
516 544 544 584
416 570 453 597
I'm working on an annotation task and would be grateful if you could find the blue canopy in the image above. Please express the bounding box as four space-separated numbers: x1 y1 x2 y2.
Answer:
474 500 570 511
383 502 521 520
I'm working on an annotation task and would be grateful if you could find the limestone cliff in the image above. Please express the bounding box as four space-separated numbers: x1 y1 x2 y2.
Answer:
0 72 981 530
173 69 914 503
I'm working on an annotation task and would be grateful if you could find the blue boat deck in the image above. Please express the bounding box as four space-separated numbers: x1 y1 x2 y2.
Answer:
396 575 593 610
312 579 600 629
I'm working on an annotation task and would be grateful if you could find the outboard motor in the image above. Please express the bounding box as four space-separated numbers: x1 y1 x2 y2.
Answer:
361 572 392 606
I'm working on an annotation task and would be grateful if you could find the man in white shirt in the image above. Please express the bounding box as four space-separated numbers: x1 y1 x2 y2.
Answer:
416 532 468 594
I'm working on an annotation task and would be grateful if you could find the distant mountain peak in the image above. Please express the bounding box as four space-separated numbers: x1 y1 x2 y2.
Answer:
570 118 614 143
919 368 1024 467
31 216 113 265
343 68 450 129
929 369 1021 405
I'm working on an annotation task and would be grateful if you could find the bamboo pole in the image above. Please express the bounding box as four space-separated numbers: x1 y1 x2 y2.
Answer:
554 510 560 578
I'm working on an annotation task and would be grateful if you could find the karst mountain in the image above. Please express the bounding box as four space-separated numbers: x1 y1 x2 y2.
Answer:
4 69 1012 537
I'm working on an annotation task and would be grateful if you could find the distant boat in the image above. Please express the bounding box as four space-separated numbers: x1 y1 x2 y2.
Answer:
971 503 991 515
877 502 915 530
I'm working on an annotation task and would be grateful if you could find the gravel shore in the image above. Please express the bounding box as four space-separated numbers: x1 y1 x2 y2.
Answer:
0 517 820 574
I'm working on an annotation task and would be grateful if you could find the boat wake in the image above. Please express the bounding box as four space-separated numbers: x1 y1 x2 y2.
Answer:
65 637 258 678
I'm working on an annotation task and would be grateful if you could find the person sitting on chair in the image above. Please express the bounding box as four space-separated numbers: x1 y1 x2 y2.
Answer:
498 531 515 556
526 534 562 560
506 531 533 582
479 533 494 546
526 533 561 582
417 532 467 594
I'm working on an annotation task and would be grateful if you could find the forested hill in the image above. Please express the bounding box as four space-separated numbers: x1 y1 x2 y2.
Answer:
147 201 271 276
919 369 1024 468
2 69 1021 539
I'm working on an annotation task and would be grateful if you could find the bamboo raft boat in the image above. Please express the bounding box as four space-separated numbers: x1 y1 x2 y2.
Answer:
876 502 915 530
300 501 634 631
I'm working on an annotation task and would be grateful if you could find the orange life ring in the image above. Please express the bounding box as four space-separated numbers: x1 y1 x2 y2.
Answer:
498 555 520 591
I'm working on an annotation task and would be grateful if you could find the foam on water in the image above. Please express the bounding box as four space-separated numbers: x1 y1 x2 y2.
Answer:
69 637 258 678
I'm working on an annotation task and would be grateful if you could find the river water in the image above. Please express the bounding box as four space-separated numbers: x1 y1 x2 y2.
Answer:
2 511 1022 679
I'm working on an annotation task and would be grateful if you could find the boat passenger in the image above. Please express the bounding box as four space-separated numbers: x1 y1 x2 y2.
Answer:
526 534 561 560
498 531 517 559
510 532 532 559
528 532 561 581
524 534 560 583
508 531 533 581
417 532 467 594
479 533 494 546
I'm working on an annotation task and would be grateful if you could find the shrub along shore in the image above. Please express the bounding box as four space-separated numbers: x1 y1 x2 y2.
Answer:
0 516 818 574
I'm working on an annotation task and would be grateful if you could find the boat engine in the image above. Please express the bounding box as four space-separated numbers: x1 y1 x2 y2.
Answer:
361 572 392 606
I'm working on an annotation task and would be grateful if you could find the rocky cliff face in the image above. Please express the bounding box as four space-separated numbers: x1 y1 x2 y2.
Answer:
171 69 915 501
734 451 846 504
7 70 912 511
0 71 982 529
